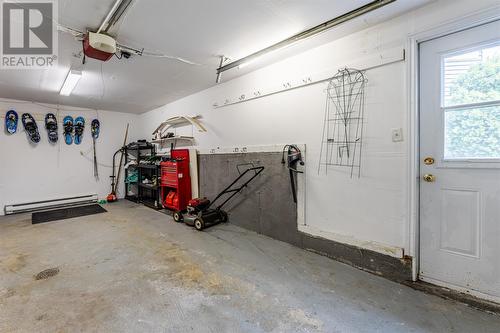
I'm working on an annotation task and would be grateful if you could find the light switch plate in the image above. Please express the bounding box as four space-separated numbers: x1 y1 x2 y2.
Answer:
392 128 403 142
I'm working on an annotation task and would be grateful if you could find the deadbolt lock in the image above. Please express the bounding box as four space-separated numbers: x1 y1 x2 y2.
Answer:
424 157 435 165
423 174 436 182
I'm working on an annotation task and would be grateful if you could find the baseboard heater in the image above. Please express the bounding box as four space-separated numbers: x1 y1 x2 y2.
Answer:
4 194 98 215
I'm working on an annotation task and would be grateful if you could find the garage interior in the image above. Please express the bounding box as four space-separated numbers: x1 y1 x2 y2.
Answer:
1 0 499 332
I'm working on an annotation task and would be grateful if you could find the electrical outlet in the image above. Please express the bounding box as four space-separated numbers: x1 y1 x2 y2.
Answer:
392 128 403 142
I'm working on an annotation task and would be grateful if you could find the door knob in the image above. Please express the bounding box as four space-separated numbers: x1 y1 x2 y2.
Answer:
424 157 435 165
423 174 436 182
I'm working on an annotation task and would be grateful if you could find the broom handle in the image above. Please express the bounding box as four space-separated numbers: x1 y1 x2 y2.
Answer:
114 123 129 193
93 137 98 178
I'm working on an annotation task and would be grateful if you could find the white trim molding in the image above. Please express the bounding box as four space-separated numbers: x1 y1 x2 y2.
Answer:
406 6 500 282
299 224 405 258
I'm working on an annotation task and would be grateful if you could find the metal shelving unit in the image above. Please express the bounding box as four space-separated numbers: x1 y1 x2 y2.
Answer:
137 164 162 210
124 143 161 210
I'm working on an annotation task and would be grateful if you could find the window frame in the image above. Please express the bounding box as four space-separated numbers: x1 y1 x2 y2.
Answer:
437 40 500 168
440 40 500 109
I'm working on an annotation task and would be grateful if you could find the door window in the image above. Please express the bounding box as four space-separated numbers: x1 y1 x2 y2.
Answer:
441 43 500 160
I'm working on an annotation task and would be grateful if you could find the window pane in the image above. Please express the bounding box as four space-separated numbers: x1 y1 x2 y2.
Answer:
444 105 500 159
443 44 500 107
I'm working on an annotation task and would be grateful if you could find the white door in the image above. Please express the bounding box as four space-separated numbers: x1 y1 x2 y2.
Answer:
419 20 500 303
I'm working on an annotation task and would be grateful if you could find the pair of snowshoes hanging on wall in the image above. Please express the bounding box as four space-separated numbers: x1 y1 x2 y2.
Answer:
23 113 58 144
63 116 86 145
23 113 59 144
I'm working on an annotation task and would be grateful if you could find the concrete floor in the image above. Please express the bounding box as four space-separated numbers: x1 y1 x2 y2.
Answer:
1 202 499 333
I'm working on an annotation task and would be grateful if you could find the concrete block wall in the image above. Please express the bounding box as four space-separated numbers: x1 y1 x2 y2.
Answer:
199 152 411 281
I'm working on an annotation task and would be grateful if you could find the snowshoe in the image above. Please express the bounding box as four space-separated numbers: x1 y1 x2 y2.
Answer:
45 113 58 143
5 110 18 134
91 119 100 139
74 116 85 145
91 119 100 178
63 116 74 145
21 113 40 143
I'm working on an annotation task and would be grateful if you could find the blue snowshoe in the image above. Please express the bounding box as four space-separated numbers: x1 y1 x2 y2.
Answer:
91 119 100 178
74 116 85 145
21 113 40 143
91 119 100 139
63 116 74 145
45 113 58 143
5 110 18 134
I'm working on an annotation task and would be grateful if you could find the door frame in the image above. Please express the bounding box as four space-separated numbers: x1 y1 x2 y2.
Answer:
406 6 500 282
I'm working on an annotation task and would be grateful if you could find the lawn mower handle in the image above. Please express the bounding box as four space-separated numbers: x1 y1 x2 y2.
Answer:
208 166 265 211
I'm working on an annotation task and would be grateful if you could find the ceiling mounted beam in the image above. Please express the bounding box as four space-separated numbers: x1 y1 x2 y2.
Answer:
97 0 134 34
216 0 397 78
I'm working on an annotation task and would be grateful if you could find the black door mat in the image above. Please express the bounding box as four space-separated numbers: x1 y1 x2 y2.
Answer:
32 204 107 224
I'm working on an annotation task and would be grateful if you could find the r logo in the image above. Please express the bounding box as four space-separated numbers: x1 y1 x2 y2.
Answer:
2 1 53 54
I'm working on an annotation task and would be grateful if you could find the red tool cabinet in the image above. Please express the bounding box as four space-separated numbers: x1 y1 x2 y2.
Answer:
160 149 192 212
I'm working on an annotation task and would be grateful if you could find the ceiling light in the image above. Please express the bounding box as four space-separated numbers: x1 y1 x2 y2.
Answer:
238 42 298 69
60 69 82 96
216 0 396 82
238 62 250 69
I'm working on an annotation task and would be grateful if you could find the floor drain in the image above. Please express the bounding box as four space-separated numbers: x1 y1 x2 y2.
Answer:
35 267 59 280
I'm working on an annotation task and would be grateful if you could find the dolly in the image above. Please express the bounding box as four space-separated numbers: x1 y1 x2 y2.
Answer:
174 166 264 231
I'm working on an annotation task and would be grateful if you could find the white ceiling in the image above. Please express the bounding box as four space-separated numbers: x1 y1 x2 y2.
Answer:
0 0 432 113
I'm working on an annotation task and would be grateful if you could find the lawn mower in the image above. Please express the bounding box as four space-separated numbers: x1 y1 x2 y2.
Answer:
174 166 264 231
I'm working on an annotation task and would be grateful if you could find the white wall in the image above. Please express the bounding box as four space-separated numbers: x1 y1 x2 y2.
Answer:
139 0 499 257
0 99 140 215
